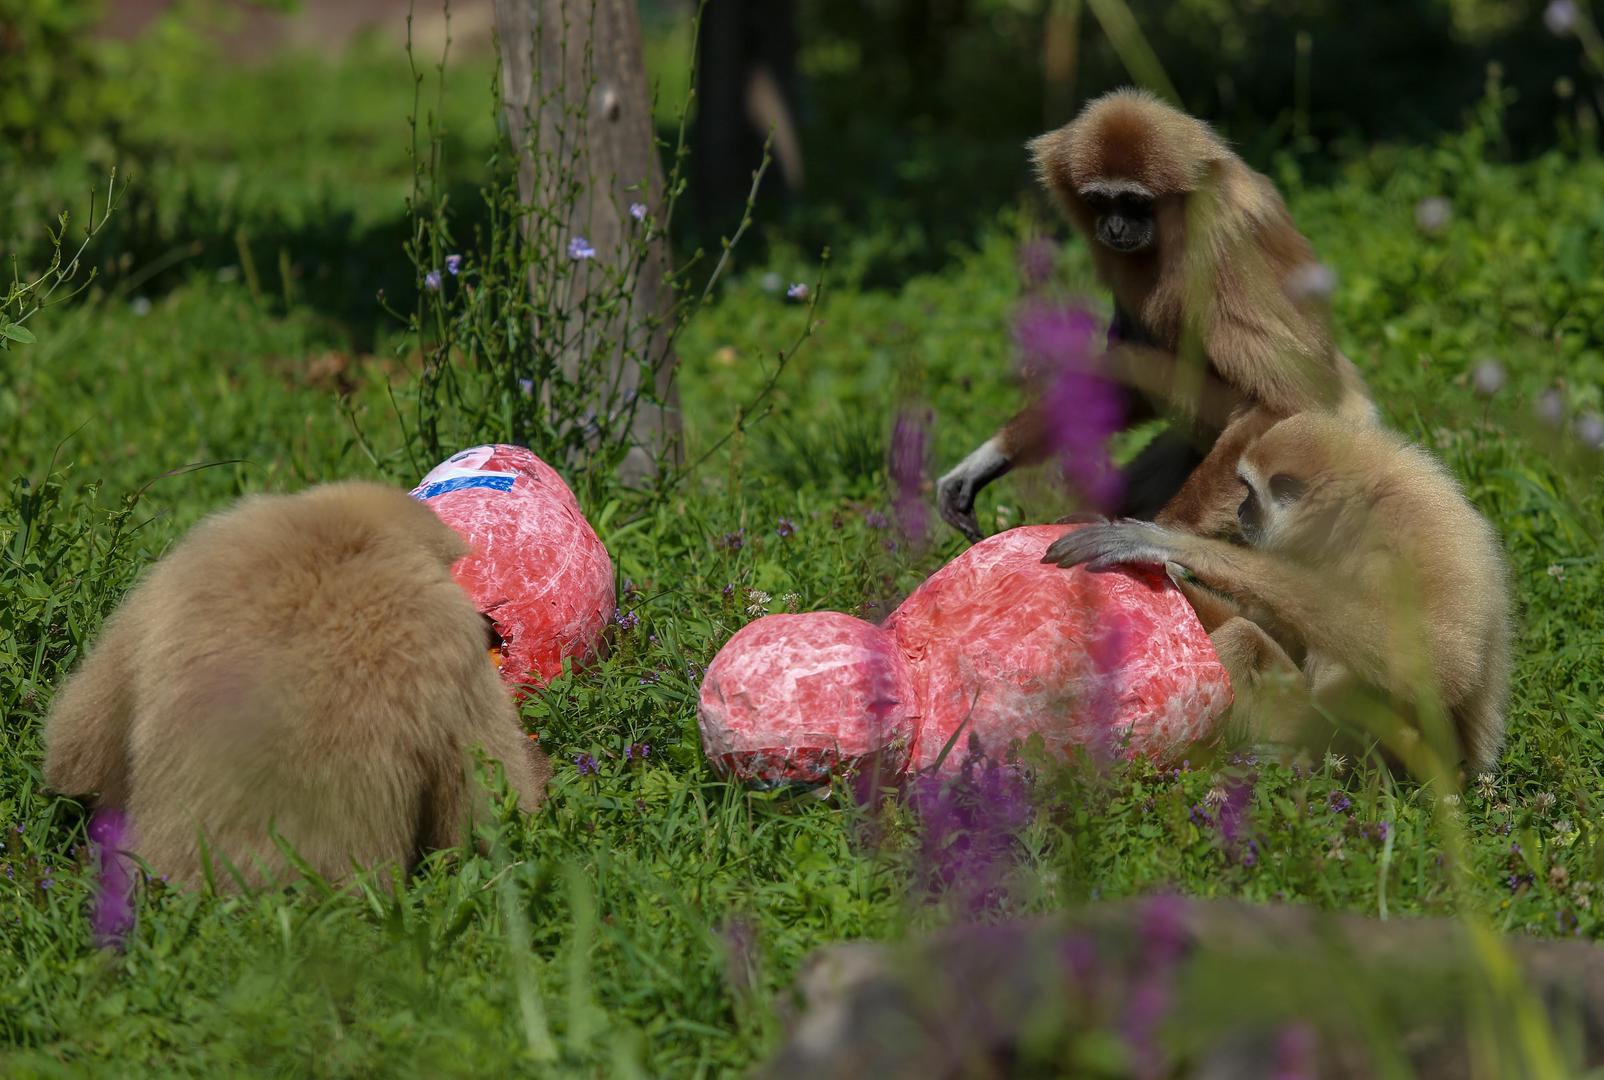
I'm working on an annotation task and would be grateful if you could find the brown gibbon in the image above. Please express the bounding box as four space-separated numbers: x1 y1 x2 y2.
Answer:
1041 413 1513 773
42 482 551 890
938 88 1374 543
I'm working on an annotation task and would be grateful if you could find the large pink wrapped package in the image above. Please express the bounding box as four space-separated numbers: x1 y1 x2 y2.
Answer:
411 445 614 692
698 525 1232 785
698 613 918 786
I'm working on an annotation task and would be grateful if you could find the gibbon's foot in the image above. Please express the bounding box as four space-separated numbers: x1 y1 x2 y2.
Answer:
1041 520 1169 572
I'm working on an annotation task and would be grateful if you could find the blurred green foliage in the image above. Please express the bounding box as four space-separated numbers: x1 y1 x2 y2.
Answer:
0 0 121 161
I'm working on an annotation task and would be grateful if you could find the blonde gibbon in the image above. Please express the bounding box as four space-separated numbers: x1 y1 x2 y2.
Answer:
938 88 1374 543
42 482 551 890
1042 413 1513 773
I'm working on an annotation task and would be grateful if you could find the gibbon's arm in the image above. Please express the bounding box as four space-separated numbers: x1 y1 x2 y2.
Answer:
42 611 138 804
1042 522 1403 695
936 342 1244 542
1100 342 1245 432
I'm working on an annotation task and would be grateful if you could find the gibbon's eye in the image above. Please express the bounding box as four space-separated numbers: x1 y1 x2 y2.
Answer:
1115 196 1153 221
1268 474 1306 503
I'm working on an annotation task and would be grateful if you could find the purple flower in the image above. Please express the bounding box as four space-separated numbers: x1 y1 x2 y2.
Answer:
1216 777 1254 845
445 254 463 276
718 528 746 551
573 753 599 776
1016 237 1058 290
1014 300 1124 513
1122 894 1188 1078
721 582 736 599
864 510 890 530
1188 803 1213 828
889 408 932 547
1545 0 1579 35
1328 791 1352 815
776 517 796 539
517 378 534 397
1273 1022 1319 1080
568 236 596 261
614 609 639 632
624 743 651 760
629 202 647 223
424 269 442 291
786 282 809 301
908 755 1034 914
1577 412 1603 450
88 809 135 950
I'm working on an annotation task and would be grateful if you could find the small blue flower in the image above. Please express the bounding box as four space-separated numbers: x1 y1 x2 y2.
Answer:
615 609 639 632
864 510 889 530
624 743 652 760
573 753 599 776
776 517 796 539
629 202 647 222
1328 792 1352 814
445 254 463 275
786 282 809 301
424 269 442 291
568 236 596 261
517 378 534 397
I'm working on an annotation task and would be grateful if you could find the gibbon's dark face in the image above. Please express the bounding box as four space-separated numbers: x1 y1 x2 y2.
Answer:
1079 180 1156 254
1237 470 1308 546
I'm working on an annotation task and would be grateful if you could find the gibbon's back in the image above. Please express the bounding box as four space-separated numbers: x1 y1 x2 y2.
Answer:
55 482 528 888
1247 415 1514 766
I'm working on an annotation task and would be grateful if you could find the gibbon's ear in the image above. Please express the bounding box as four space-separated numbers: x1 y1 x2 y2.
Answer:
1268 474 1306 503
1026 128 1066 183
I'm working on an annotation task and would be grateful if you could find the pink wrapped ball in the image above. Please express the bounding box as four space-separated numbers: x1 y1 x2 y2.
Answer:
411 445 614 692
698 613 919 786
697 525 1233 785
885 525 1233 771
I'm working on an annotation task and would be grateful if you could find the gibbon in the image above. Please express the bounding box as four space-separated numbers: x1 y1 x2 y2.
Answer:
938 88 1374 543
42 482 551 890
1041 413 1513 773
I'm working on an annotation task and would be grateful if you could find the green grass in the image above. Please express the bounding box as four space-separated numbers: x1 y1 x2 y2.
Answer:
3 32 1604 1078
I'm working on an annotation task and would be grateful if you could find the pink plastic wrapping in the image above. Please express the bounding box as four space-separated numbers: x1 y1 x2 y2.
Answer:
698 525 1233 785
411 445 615 692
698 613 918 786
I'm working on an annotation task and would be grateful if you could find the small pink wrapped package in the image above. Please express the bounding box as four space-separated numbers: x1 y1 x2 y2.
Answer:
411 445 614 692
698 525 1233 785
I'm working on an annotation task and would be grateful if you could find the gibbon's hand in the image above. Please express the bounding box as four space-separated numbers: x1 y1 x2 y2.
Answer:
1041 520 1173 572
936 440 1011 544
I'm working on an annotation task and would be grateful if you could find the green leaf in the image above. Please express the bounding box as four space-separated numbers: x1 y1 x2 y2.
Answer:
0 322 37 344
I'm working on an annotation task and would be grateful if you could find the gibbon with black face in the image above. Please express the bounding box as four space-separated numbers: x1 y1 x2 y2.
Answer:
937 88 1374 544
1041 413 1512 772
42 482 552 890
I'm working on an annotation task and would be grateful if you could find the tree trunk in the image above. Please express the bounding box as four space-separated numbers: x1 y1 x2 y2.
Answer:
493 0 680 483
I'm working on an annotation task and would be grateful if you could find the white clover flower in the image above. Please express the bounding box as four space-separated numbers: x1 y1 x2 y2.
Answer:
1414 196 1452 234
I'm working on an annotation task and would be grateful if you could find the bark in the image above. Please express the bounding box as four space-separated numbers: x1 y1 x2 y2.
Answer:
493 0 680 481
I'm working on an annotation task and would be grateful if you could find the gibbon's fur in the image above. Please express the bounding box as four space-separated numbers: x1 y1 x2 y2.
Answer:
937 88 1374 543
42 482 552 890
1042 413 1513 773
